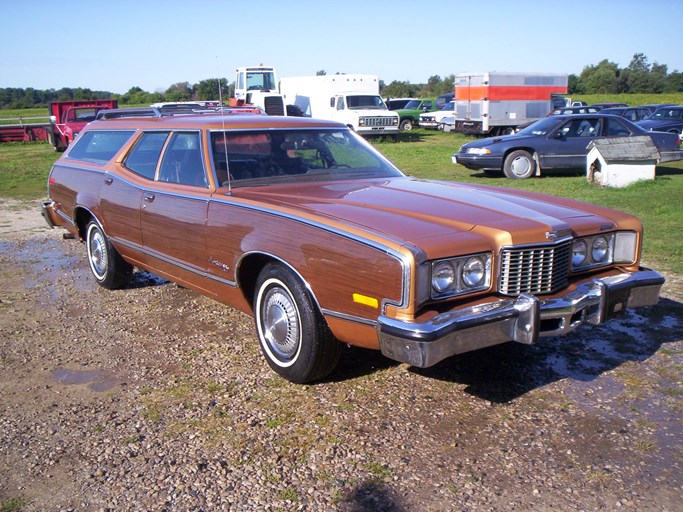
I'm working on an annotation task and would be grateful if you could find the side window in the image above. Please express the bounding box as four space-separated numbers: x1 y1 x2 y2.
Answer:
606 119 632 136
158 132 207 187
336 97 345 110
124 132 169 180
67 130 135 163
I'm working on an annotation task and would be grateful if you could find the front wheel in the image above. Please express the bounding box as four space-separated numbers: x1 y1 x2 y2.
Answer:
503 150 536 179
254 263 340 383
86 220 133 289
399 119 413 131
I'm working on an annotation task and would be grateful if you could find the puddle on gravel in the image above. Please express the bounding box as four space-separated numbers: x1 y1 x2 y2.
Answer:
52 368 121 392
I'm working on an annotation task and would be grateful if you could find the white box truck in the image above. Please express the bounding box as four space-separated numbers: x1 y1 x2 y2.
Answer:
280 75 399 135
453 72 568 136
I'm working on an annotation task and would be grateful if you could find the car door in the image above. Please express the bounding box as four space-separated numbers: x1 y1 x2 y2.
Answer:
139 131 212 289
98 131 165 263
540 117 604 169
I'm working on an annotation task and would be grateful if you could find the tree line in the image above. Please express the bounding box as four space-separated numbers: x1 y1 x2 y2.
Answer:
2 53 682 110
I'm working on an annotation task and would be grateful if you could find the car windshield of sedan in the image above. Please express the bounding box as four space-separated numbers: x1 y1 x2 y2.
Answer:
211 129 403 187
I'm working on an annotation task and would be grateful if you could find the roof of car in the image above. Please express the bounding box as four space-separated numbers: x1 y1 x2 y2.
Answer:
87 114 345 131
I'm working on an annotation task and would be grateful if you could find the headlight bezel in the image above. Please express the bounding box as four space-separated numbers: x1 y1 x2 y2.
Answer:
429 252 492 300
571 231 638 272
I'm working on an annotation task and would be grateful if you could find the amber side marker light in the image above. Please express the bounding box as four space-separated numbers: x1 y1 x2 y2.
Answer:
353 293 379 309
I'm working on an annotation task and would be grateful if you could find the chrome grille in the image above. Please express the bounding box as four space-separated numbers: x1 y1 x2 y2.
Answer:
263 96 285 116
499 240 571 295
362 116 395 127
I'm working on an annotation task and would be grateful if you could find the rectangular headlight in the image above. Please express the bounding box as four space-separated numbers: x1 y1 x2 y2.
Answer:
466 147 491 155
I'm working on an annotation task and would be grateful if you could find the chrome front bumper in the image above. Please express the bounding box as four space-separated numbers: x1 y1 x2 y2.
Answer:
378 269 664 368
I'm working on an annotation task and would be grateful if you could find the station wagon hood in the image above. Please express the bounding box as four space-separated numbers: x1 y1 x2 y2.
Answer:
235 178 617 255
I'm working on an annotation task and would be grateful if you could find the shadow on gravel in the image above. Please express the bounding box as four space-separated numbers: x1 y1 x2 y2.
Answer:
125 270 169 289
338 480 406 512
330 299 682 403
411 299 682 403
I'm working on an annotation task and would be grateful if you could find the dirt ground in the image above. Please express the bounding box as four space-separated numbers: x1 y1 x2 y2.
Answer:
0 199 681 511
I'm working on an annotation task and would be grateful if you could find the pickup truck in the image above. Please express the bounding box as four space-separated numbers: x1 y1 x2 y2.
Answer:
395 99 436 130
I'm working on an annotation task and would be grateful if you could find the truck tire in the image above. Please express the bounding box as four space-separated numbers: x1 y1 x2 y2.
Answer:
399 119 413 131
503 150 536 179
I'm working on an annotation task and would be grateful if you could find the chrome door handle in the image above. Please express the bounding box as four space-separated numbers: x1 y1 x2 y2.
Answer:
143 193 155 202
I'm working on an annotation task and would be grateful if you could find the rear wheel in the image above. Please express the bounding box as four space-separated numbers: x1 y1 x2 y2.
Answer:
86 220 133 289
503 150 536 179
254 263 340 383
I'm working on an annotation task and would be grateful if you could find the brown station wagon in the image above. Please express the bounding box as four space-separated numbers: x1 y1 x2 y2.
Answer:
42 108 665 383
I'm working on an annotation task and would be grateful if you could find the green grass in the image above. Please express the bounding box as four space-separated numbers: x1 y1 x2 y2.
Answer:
1 123 682 274
0 142 56 200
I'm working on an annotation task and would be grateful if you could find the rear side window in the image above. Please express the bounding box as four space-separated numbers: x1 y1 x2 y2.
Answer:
158 132 207 187
606 119 632 136
124 132 169 180
67 130 135 163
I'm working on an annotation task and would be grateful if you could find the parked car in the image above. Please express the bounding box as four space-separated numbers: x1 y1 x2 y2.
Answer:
395 99 436 130
435 92 454 109
419 101 455 129
453 114 682 179
42 109 665 383
600 106 654 123
385 98 414 111
590 102 628 109
637 106 683 136
513 106 603 131
550 106 602 115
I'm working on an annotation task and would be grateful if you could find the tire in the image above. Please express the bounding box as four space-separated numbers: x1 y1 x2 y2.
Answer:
254 263 341 383
399 119 413 131
85 220 133 289
503 150 536 179
501 127 515 136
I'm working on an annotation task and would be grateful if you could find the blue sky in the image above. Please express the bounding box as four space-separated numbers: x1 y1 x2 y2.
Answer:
2 0 679 94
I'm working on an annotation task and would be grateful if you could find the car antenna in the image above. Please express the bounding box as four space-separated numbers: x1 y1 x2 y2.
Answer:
216 60 232 196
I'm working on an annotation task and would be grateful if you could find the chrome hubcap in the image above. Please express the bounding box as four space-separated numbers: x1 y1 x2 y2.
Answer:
262 288 300 361
511 156 531 176
89 229 108 278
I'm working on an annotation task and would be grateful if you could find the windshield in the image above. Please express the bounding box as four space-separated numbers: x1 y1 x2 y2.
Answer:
346 95 386 110
246 71 276 91
404 100 421 109
516 116 562 136
211 129 403 187
441 101 455 111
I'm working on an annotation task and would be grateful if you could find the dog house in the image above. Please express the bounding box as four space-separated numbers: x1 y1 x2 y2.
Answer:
587 136 659 187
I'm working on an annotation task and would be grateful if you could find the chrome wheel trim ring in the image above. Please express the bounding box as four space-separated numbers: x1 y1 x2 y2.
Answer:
256 278 302 367
87 225 108 280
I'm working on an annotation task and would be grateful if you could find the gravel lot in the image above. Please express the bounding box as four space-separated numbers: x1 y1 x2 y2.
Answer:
1 199 682 512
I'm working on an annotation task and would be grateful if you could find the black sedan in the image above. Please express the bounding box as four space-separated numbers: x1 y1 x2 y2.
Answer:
637 106 683 136
452 114 682 179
